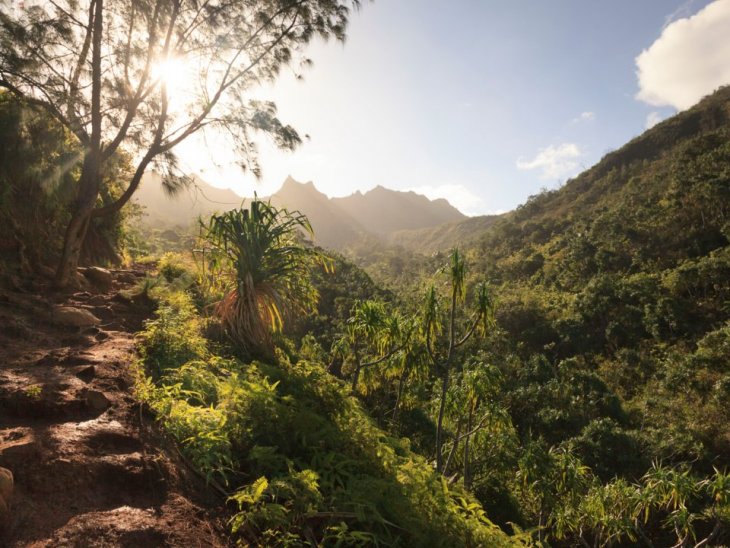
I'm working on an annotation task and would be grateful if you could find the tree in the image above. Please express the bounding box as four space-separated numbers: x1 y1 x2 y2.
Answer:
201 199 329 360
332 299 412 392
424 248 494 473
0 0 358 286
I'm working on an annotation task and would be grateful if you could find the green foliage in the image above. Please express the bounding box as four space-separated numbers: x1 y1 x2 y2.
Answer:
137 290 208 379
137 286 522 546
289 251 389 354
0 91 143 275
543 462 730 547
0 92 77 273
158 252 193 283
201 200 330 359
135 89 730 546
339 89 730 545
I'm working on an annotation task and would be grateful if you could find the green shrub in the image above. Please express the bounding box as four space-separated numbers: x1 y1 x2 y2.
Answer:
136 287 523 546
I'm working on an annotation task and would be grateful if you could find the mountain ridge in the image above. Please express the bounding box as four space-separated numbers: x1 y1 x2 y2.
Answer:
134 174 472 251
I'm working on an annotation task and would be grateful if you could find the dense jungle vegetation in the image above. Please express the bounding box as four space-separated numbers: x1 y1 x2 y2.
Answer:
129 88 730 546
1 45 729 548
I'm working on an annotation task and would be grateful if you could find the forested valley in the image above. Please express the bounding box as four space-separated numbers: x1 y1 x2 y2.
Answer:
1 1 729 546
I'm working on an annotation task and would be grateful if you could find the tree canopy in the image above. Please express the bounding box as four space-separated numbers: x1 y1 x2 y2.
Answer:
0 0 359 285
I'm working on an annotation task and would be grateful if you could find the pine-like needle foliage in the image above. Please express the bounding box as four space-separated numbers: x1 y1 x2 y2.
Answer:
202 199 329 359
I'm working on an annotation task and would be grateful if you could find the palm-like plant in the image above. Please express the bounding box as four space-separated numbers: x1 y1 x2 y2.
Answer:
202 199 329 360
333 299 413 392
425 248 495 472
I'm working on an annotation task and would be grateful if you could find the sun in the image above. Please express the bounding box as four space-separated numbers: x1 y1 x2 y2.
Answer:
151 56 188 91
150 56 196 115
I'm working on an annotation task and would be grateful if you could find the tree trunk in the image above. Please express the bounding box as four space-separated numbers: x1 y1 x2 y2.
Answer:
463 404 474 490
351 347 362 392
435 368 450 472
443 417 462 476
437 276 458 472
55 155 101 287
55 0 104 288
392 366 410 425
80 219 123 266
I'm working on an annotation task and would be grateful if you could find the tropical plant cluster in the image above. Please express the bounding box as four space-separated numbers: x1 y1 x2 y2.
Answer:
131 90 730 546
135 273 519 546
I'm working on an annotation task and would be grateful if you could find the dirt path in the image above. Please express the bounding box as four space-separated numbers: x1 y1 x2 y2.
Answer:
0 268 228 547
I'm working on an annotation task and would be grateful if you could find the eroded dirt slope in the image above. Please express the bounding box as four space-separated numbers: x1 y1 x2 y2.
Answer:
0 269 228 547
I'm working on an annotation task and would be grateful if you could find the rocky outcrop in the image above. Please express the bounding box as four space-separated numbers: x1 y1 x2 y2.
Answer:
52 306 101 328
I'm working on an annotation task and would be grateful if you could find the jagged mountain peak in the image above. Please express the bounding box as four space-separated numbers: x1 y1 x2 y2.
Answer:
278 176 320 193
134 172 471 252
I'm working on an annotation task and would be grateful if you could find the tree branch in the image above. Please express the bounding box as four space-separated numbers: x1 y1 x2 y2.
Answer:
359 343 405 369
157 3 303 152
66 0 95 130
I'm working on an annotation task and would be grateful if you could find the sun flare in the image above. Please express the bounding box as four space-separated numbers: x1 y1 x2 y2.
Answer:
151 56 188 91
150 56 196 116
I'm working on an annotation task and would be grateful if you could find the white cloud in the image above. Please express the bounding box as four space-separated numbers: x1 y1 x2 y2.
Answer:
636 0 730 110
572 111 595 123
516 143 584 180
645 111 664 129
407 184 487 216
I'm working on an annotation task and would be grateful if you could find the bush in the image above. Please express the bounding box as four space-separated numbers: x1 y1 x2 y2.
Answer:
136 287 523 546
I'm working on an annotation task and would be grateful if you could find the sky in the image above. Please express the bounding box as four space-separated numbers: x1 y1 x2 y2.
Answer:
177 0 730 216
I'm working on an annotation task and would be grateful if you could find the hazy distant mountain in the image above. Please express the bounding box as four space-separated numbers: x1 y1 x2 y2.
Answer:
332 185 466 235
269 177 367 249
134 172 244 229
135 173 475 253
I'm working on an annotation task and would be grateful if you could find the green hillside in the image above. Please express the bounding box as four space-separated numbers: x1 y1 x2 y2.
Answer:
335 86 730 546
5 1 730 545
3 82 729 547
467 86 730 466
387 214 500 255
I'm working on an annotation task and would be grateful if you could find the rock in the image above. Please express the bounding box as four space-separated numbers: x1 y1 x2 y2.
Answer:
0 467 13 502
75 365 96 383
116 272 137 284
73 272 91 290
53 306 101 328
86 390 110 412
83 266 113 292
0 436 38 468
90 305 114 321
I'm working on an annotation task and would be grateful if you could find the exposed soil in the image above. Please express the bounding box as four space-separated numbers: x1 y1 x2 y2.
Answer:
0 268 229 547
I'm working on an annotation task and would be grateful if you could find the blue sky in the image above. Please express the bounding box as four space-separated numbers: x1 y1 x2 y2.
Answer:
180 0 730 215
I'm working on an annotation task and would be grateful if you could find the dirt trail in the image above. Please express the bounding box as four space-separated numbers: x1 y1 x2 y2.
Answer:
0 268 228 547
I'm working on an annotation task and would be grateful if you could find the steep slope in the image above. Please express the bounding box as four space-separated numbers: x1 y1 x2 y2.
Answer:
333 185 466 236
476 85 730 284
463 86 730 466
386 214 500 254
134 174 471 253
269 177 367 249
0 268 227 546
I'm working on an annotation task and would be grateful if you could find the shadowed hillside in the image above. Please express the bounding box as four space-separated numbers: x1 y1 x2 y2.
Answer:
386 214 500 254
269 177 368 249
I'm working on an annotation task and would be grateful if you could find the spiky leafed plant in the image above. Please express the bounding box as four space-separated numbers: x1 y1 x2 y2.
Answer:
202 199 329 360
425 248 495 472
